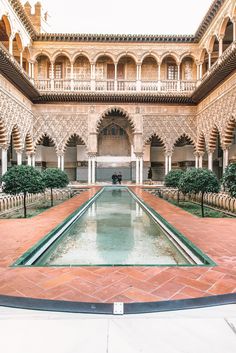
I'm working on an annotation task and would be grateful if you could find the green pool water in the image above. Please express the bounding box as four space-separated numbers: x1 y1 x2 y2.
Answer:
33 187 194 266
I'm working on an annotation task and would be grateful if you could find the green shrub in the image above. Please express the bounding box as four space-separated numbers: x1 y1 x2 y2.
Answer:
179 168 220 217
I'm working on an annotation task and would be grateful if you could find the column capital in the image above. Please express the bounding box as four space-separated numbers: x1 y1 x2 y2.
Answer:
207 148 214 154
88 152 97 158
165 150 173 157
0 144 9 151
134 152 143 158
15 149 23 154
222 145 230 151
26 151 36 157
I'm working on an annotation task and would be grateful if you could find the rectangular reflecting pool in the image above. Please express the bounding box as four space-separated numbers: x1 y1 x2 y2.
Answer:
13 187 215 267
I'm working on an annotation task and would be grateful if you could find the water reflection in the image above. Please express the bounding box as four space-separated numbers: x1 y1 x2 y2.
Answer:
96 189 134 263
112 189 122 197
36 187 189 266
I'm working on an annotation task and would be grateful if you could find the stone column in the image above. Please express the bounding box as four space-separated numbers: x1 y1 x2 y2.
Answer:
208 52 211 70
196 64 199 80
208 151 213 171
50 62 54 90
168 154 172 173
136 64 141 91
165 154 169 175
135 155 140 184
32 63 35 79
219 36 223 57
199 154 203 168
90 63 95 91
1 147 8 176
20 51 23 68
88 156 92 185
28 62 32 77
71 62 74 90
223 148 229 172
91 156 96 184
233 19 236 41
31 154 36 167
114 62 118 91
16 151 22 165
9 35 13 55
195 153 199 168
61 154 64 171
27 154 32 166
157 63 161 91
177 64 180 91
139 155 143 185
57 154 61 169
199 63 203 79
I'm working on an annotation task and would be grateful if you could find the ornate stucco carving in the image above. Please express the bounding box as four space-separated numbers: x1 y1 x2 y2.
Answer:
0 90 33 147
33 113 88 152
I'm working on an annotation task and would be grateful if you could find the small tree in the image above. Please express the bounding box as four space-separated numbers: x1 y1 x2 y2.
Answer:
164 169 184 204
222 163 236 197
42 168 69 206
178 168 220 217
1 165 45 218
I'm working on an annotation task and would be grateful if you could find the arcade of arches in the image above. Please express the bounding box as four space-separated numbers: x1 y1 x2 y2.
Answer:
0 0 236 184
1 98 236 183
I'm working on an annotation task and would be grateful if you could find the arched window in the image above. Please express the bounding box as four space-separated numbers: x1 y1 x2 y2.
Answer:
167 63 178 80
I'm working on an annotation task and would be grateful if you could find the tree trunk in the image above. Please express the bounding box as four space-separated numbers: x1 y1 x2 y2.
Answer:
50 188 53 207
201 192 204 218
23 192 27 218
177 189 180 204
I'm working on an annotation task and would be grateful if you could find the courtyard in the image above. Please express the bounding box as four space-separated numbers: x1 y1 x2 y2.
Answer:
1 0 236 351
0 186 235 304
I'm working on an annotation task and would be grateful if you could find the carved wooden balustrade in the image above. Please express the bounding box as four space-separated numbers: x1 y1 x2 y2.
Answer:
34 78 197 93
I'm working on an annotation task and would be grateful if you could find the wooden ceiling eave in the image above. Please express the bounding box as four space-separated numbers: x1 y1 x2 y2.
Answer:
32 92 195 105
0 45 39 100
191 43 236 102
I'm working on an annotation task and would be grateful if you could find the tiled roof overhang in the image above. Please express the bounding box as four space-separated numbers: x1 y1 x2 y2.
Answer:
8 0 37 37
32 92 195 105
195 0 225 41
35 33 196 43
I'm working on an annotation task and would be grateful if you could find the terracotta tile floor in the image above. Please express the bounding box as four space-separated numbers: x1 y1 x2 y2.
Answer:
0 186 236 303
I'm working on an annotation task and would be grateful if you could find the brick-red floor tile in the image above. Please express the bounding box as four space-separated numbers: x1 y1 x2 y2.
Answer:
0 186 236 303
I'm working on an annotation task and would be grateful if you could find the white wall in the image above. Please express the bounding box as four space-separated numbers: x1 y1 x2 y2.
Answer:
172 145 195 162
77 145 87 161
36 146 57 162
150 147 165 162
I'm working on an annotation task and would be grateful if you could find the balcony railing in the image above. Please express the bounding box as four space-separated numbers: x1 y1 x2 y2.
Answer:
34 79 196 93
